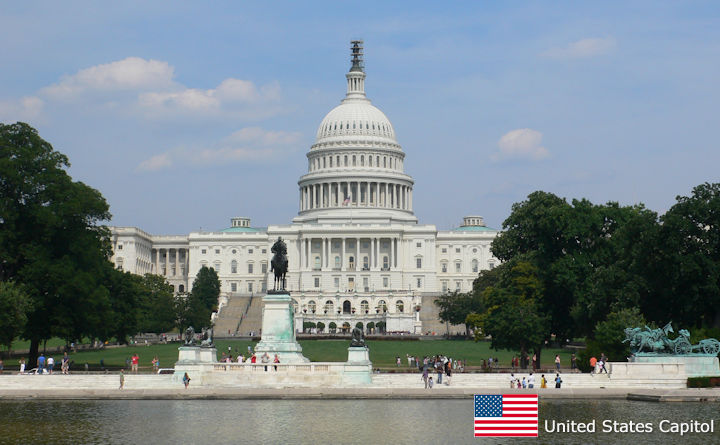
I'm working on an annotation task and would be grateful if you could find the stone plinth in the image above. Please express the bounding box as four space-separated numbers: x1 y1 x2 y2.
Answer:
343 346 372 385
174 346 217 385
633 354 720 378
253 291 310 363
177 346 216 364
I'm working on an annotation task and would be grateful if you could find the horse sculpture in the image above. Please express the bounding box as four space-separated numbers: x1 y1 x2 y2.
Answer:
183 326 196 346
270 236 288 291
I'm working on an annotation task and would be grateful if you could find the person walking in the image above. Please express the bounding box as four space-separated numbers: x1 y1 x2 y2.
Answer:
273 354 280 371
61 352 70 374
428 376 434 389
151 356 159 372
422 366 429 389
554 355 561 371
570 353 577 372
445 361 452 385
183 372 191 389
261 353 270 371
436 361 443 385
540 374 547 388
528 372 535 388
131 353 139 374
119 369 125 390
589 356 598 375
46 356 55 374
555 373 563 388
509 373 516 389
521 377 527 388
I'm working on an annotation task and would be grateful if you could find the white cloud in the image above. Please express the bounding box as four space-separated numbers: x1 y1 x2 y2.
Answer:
492 128 549 161
41 57 176 99
541 37 616 59
137 78 281 115
0 96 44 122
136 127 302 172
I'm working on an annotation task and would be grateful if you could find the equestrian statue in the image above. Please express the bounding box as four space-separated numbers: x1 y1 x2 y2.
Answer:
270 236 288 291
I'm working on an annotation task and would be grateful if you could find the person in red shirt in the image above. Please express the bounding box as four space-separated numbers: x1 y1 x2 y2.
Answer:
250 353 257 364
131 353 139 373
589 356 597 375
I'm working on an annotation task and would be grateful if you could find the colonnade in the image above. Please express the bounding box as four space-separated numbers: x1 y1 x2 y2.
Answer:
299 181 412 211
152 248 189 277
297 237 399 271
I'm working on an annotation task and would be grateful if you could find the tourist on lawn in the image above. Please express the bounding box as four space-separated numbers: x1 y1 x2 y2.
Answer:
131 353 139 373
555 354 561 371
151 356 159 372
47 356 55 374
19 358 26 374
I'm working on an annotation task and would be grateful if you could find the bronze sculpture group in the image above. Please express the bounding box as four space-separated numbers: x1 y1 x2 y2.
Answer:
623 322 720 355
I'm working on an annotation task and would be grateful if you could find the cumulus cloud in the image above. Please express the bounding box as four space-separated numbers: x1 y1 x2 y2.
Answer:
137 78 281 116
492 128 549 161
41 57 176 99
0 57 284 123
136 127 302 172
541 37 616 59
0 96 44 122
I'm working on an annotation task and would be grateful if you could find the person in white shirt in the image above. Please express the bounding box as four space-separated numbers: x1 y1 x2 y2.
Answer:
528 373 535 388
509 373 517 388
47 356 55 374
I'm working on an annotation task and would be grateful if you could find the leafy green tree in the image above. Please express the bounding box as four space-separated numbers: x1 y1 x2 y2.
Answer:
181 266 220 330
649 183 720 328
316 321 326 332
476 261 550 362
137 274 177 333
0 123 112 363
434 291 484 336
0 281 32 353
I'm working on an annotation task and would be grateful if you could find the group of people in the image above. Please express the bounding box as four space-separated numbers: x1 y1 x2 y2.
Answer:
402 354 465 373
418 355 455 389
589 353 609 375
19 352 71 375
509 372 563 388
221 349 281 371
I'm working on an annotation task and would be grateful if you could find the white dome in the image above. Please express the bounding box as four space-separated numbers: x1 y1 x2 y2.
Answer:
315 100 397 144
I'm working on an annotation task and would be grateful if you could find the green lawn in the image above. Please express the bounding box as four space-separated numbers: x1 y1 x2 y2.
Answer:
2 339 574 371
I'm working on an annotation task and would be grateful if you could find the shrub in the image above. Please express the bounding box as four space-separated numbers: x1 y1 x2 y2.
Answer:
687 376 720 388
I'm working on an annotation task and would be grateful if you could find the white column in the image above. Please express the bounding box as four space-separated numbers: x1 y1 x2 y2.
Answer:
370 238 375 270
409 188 413 211
341 238 346 271
385 183 389 208
174 249 179 276
356 237 360 271
389 239 393 270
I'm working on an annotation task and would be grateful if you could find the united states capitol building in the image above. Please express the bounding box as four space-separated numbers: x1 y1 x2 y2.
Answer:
109 42 499 334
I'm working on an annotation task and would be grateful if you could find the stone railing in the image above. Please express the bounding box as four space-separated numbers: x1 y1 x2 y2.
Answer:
211 363 344 374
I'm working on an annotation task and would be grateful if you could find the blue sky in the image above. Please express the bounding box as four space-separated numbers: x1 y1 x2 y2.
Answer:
1 1 718 233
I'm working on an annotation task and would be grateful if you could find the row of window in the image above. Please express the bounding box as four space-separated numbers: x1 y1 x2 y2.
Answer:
200 248 266 255
293 299 407 314
229 281 267 293
440 246 482 254
320 120 392 136
203 262 267 275
315 276 424 290
309 153 402 171
312 255 390 270
439 259 479 273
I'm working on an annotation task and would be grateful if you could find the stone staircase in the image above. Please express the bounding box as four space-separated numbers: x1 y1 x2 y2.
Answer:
214 295 264 337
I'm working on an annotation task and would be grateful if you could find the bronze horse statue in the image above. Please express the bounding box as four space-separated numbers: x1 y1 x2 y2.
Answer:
270 237 288 291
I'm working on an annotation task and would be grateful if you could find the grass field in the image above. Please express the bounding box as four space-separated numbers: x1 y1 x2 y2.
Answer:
1 339 574 372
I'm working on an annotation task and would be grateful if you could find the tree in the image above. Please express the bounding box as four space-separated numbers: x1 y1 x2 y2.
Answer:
316 321 325 332
0 281 32 354
593 307 647 361
434 291 484 336
181 266 220 330
648 183 720 328
476 261 549 362
329 322 337 333
0 123 113 363
137 274 177 333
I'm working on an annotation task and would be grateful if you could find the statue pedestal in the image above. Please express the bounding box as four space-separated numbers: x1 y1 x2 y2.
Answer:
343 346 372 385
174 346 217 385
633 354 720 378
254 291 309 363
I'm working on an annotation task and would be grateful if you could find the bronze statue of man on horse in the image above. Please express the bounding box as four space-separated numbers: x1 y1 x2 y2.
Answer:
270 237 288 291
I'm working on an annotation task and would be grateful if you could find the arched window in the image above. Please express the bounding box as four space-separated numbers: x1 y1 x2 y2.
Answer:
231 260 237 274
337 155 340 166
352 155 356 166
247 262 253 274
472 259 479 273
349 256 355 269
214 262 221 273
383 256 389 270
361 155 364 166
383 157 387 168
329 157 333 167
116 257 124 270
363 256 369 270
396 300 404 313
360 300 369 313
314 256 321 270
292 299 299 314
324 300 334 314
369 156 373 166
308 300 316 313
455 261 462 273
441 261 448 273
377 300 387 313
344 155 348 166
343 300 352 314
179 284 185 293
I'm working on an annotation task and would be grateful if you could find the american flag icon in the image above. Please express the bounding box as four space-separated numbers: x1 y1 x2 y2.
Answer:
474 394 539 437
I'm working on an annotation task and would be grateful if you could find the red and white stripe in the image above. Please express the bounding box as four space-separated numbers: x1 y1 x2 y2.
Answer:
474 394 539 437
